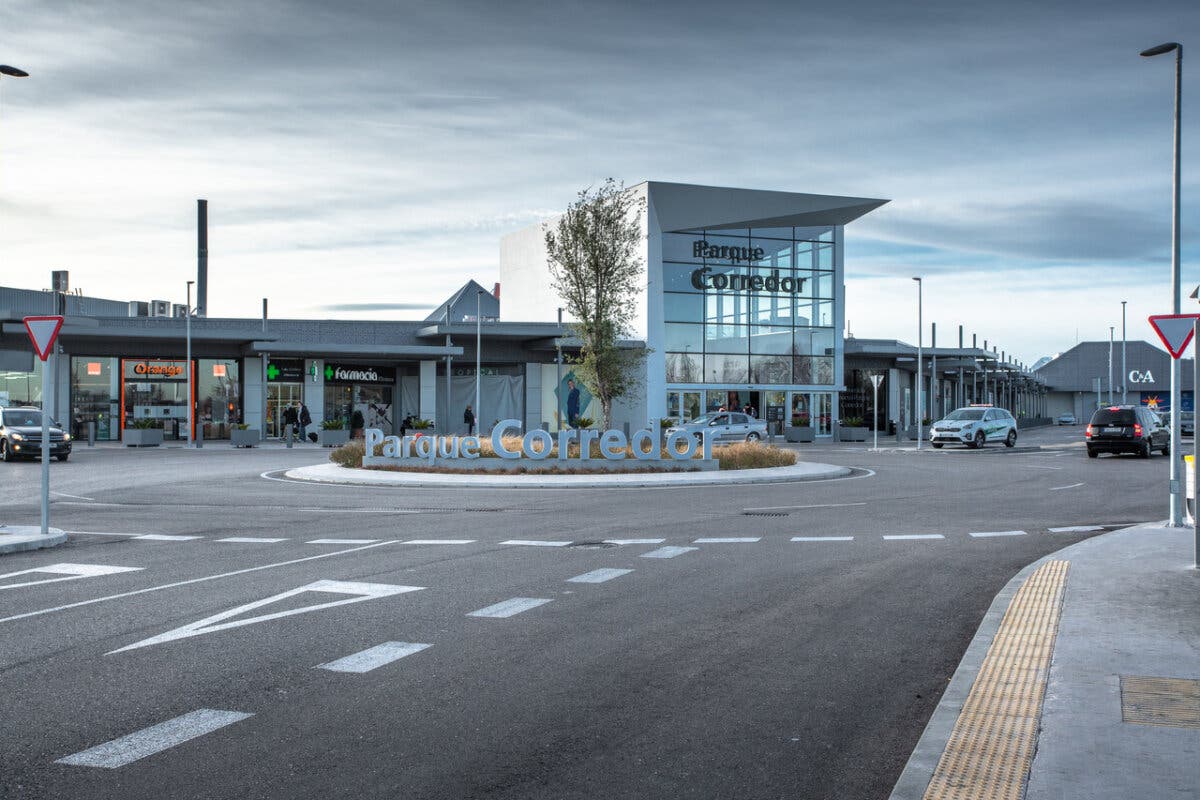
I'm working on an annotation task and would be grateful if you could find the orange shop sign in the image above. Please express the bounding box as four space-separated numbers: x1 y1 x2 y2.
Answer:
124 360 185 379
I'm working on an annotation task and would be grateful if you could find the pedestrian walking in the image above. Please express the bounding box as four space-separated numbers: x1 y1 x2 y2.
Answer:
463 404 476 435
282 403 298 442
298 402 312 442
400 414 413 437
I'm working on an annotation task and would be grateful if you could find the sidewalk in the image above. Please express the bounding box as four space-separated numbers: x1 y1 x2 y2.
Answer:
891 523 1200 799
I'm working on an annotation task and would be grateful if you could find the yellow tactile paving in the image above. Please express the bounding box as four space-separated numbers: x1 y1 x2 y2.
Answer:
923 560 1069 800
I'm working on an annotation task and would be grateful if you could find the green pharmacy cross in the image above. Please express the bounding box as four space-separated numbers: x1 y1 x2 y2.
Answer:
325 365 334 380
267 363 281 381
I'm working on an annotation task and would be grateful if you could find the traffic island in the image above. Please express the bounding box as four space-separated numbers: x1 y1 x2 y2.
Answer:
0 525 68 555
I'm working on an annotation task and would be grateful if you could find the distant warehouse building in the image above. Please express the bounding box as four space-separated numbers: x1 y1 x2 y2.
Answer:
1035 341 1195 418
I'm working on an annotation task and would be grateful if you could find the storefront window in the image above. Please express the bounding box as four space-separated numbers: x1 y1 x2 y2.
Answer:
121 358 190 440
198 359 240 440
0 362 43 408
70 357 118 440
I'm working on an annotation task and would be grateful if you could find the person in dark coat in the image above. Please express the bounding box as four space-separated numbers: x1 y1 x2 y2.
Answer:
400 414 413 437
298 403 312 441
464 405 476 435
567 379 581 427
282 403 298 441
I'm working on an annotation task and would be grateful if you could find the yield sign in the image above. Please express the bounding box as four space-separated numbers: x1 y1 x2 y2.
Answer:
1148 314 1200 359
23 315 64 361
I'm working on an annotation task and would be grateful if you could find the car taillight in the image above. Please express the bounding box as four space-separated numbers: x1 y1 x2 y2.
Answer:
1134 423 1143 438
1086 424 1093 438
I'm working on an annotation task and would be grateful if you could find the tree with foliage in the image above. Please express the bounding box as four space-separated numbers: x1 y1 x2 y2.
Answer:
544 179 647 430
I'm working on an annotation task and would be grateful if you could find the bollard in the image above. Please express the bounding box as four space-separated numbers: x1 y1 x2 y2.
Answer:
87 421 95 447
196 424 203 449
285 423 293 448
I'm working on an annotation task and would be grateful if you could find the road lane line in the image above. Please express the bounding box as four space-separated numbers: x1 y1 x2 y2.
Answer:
969 530 1027 538
404 539 475 545
567 568 633 584
604 538 665 545
641 546 698 559
1026 465 1065 470
217 537 289 543
306 538 380 544
883 534 944 541
501 540 571 547
790 536 854 542
135 534 203 542
693 537 761 543
467 598 552 618
1048 483 1085 491
742 501 867 512
56 709 253 768
50 490 96 501
1047 525 1104 533
317 641 432 673
0 541 396 625
0 563 143 591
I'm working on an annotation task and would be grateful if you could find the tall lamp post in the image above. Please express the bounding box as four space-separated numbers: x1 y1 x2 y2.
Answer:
1108 326 1115 404
556 307 564 429
1121 300 1128 403
475 289 483 434
1142 41 1184 525
186 280 194 448
913 276 923 450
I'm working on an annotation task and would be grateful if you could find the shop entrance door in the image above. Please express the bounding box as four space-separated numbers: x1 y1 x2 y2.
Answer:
267 383 303 439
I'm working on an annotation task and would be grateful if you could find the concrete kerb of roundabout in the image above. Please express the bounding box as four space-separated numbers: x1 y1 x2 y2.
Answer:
282 461 853 489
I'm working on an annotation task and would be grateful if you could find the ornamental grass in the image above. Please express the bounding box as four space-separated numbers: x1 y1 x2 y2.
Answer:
328 436 796 472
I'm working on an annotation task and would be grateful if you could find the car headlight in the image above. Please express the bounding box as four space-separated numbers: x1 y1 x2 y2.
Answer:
62 433 71 442
10 432 24 441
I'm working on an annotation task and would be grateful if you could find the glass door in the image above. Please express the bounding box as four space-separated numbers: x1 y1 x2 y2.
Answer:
266 383 303 438
814 393 833 436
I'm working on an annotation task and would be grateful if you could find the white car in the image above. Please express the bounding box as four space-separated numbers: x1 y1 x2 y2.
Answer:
929 406 1017 449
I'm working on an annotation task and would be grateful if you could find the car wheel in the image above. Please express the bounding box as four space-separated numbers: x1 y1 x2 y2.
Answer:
931 442 943 449
1087 448 1098 459
973 430 985 449
1163 440 1170 456
0 440 9 463
56 454 69 462
1140 441 1151 459
745 432 760 442
1005 430 1017 448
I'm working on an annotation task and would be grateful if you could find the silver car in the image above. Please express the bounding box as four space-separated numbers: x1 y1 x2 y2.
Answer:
666 412 768 443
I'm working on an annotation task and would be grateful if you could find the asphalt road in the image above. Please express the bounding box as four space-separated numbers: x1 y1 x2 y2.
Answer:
0 425 1176 799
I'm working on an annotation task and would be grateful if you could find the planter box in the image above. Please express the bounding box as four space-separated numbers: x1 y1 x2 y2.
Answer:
785 426 815 443
839 426 868 442
318 429 350 448
231 428 260 448
124 428 163 447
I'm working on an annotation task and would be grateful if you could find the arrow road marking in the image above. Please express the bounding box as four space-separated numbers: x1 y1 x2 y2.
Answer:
108 580 423 654
0 563 142 591
317 642 432 673
57 709 253 769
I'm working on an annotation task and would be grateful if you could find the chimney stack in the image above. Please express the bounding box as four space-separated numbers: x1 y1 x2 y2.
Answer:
197 199 208 317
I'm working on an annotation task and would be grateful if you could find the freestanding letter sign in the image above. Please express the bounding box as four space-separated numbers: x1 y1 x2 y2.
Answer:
23 316 64 535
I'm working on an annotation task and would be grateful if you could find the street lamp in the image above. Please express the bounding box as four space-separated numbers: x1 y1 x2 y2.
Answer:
913 277 923 450
186 280 194 448
475 289 483 434
1142 41 1184 525
1109 326 1115 404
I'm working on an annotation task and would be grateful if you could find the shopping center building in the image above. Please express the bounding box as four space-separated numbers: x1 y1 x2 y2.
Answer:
0 181 1050 443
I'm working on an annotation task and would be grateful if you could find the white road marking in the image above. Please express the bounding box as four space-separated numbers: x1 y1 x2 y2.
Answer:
0 541 395 626
790 536 854 542
501 539 571 547
403 539 475 545
217 537 289 543
109 580 423 654
50 490 96 501
134 534 202 542
1049 483 1085 491
306 538 380 544
317 641 431 673
604 538 665 545
743 501 867 512
1026 465 1065 470
467 597 552 618
641 546 698 559
694 537 761 543
0 563 142 591
56 709 253 768
63 531 149 537
295 507 421 514
1048 525 1104 533
968 530 1027 538
567 568 633 584
883 534 945 541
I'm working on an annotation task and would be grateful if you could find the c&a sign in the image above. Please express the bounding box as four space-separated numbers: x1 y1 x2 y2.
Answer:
1128 369 1156 385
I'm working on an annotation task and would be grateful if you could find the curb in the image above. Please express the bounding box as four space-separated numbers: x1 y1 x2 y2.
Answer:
886 521 1150 800
0 526 68 555
277 462 855 489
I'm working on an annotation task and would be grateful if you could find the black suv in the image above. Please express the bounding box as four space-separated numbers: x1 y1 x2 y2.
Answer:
1086 405 1168 459
0 406 72 462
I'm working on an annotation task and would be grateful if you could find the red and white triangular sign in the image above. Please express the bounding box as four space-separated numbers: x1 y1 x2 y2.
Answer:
1148 314 1200 359
23 316 64 362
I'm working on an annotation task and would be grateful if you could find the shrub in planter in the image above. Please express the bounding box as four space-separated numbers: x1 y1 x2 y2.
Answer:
318 419 350 447
125 418 164 447
231 423 260 447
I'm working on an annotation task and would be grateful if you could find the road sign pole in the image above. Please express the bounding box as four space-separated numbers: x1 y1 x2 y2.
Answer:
1148 313 1200 527
40 350 50 534
1194 318 1198 567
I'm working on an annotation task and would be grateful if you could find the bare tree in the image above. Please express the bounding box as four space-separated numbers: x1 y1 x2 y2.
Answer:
544 179 647 430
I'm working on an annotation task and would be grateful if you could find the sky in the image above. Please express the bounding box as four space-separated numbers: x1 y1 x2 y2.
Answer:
1 0 1198 364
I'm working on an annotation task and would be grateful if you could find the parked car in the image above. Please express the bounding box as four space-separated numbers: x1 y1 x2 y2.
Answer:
1181 410 1194 437
665 412 768 443
1057 413 1077 426
0 406 73 462
1085 405 1168 458
929 406 1018 449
